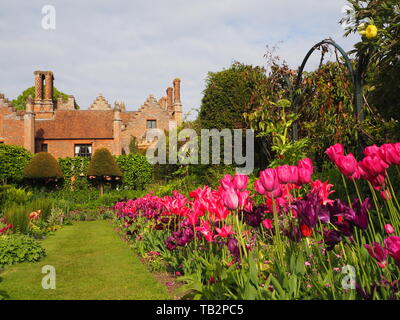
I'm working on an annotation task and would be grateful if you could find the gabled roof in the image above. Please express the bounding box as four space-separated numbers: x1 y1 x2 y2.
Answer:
35 110 114 139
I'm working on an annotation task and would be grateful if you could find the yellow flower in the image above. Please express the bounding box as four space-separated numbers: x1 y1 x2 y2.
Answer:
365 24 378 39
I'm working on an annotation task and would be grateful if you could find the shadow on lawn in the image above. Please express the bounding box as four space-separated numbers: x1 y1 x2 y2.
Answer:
0 274 11 300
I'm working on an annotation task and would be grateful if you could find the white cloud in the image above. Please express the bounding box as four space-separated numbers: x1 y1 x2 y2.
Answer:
0 0 358 119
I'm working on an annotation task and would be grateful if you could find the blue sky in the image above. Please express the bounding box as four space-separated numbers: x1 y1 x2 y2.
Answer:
0 0 358 119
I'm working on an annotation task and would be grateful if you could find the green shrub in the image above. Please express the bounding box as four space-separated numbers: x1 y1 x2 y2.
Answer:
0 186 33 212
4 205 30 234
0 144 32 184
88 148 122 195
88 148 121 177
0 234 46 268
116 154 152 190
24 152 63 180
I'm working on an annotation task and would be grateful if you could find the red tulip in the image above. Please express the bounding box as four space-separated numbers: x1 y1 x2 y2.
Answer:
215 225 234 238
232 174 248 191
335 153 358 177
325 144 344 163
259 168 279 192
385 224 395 235
262 219 273 230
381 190 392 201
300 224 313 237
221 188 239 210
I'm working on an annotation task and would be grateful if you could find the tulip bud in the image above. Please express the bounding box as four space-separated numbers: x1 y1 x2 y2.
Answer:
384 224 395 234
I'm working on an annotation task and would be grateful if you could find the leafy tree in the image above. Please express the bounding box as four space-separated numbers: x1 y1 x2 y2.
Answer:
341 0 400 122
0 144 32 184
11 86 79 110
87 148 122 195
198 62 268 130
24 152 63 189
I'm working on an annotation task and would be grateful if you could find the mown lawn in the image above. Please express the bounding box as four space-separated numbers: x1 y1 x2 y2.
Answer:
0 220 170 300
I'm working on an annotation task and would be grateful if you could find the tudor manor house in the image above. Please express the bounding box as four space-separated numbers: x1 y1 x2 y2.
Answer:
0 71 183 157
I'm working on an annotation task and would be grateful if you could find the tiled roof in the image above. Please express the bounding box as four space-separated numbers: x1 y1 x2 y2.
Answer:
35 110 114 139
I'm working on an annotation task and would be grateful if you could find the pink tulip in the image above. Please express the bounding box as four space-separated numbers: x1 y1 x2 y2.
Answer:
378 144 400 166
298 158 313 172
277 165 292 184
363 144 380 157
325 144 344 163
215 225 234 238
259 168 279 192
237 190 250 208
381 190 392 201
221 188 239 210
384 236 400 266
298 167 312 185
262 219 273 230
220 174 234 190
196 220 214 242
232 174 248 191
335 153 358 177
359 155 389 177
385 224 395 234
254 179 266 195
288 165 299 184
266 187 283 199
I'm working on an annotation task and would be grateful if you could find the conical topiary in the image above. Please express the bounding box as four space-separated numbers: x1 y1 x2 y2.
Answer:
87 148 121 195
87 148 121 177
24 152 63 179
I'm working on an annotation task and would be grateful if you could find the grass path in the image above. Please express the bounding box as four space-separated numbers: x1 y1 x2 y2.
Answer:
0 220 170 300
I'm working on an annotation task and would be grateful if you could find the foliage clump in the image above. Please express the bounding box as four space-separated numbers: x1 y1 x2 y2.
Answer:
11 86 79 110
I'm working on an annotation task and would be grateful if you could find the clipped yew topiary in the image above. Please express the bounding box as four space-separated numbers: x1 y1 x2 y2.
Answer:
23 152 63 189
87 148 122 195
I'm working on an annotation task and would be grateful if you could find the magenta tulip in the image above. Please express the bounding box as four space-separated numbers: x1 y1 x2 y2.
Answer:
298 167 312 185
335 153 358 177
378 144 400 166
232 174 248 191
364 242 388 268
262 219 273 230
259 168 279 192
277 165 292 184
254 179 266 195
325 144 344 163
359 155 389 177
288 165 299 184
220 174 234 190
385 224 395 235
363 144 380 157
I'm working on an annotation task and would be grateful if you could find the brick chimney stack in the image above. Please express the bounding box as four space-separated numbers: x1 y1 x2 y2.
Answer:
172 78 183 126
166 87 173 109
33 70 54 118
24 95 35 153
113 102 122 155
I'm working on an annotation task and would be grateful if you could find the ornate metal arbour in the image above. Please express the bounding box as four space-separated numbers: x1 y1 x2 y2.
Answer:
292 38 363 141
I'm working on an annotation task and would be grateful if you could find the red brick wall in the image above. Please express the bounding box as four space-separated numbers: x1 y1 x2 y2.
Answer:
0 106 25 146
36 139 114 158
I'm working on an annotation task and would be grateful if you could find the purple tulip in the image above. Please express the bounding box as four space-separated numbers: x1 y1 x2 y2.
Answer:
324 230 342 250
352 198 372 230
227 238 240 258
291 192 321 228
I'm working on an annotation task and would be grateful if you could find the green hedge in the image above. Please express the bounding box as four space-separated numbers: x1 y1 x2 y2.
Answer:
0 144 32 184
